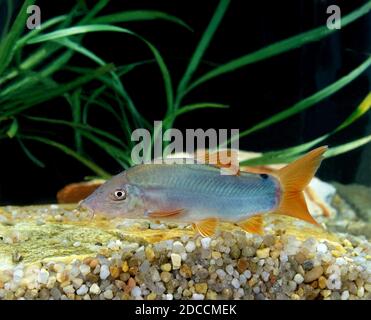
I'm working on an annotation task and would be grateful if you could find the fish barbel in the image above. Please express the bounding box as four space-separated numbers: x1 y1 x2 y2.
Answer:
80 146 328 236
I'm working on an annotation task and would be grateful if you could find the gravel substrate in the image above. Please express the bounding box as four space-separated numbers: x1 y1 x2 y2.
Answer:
0 205 370 300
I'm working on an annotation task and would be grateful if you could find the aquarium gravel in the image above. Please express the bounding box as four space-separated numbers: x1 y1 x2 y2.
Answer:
0 205 370 300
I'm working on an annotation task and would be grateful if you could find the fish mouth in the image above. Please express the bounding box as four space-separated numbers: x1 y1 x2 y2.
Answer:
74 200 95 219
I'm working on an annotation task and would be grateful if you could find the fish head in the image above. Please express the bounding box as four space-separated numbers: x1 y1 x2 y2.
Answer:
79 172 145 218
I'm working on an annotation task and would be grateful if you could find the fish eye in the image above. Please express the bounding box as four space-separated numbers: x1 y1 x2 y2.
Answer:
113 189 126 201
260 173 268 179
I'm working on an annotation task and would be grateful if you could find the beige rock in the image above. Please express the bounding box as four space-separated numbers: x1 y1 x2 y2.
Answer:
145 246 155 262
195 283 208 294
318 276 327 289
256 248 270 259
304 266 323 283
160 263 172 272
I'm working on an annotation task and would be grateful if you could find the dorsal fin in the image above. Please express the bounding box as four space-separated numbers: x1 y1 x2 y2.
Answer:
194 149 240 175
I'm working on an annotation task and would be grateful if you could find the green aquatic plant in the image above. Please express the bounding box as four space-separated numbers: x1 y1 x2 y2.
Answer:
0 0 191 177
1 0 370 178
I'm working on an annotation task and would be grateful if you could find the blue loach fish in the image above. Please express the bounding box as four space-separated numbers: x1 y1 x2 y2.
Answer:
80 147 328 237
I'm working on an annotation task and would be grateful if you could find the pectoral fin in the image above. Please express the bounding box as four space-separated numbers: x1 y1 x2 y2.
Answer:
147 208 184 218
238 215 264 235
193 218 219 237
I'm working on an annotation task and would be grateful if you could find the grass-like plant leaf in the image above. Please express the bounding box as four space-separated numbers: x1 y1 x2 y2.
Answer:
2 64 114 116
163 102 228 128
0 0 36 76
17 138 45 168
235 56 371 142
240 135 371 166
92 10 192 31
0 0 14 39
54 38 145 127
186 1 371 94
2 0 105 86
335 92 371 133
324 135 371 158
28 24 172 125
24 115 132 168
6 118 18 138
15 15 68 48
240 92 371 166
26 115 127 148
81 0 109 23
175 0 230 103
66 89 83 153
26 25 136 44
20 135 111 179
78 131 132 167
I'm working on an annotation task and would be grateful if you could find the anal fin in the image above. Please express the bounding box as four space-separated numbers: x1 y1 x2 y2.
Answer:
238 215 264 235
193 218 219 237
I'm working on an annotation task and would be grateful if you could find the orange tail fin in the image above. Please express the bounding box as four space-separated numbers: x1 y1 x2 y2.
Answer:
275 146 328 225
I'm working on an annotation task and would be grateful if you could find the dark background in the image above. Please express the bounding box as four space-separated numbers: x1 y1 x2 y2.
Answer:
0 0 370 205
